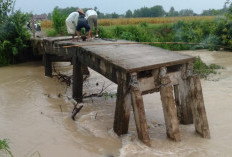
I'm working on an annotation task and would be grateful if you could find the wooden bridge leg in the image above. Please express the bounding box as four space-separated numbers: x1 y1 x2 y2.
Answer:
174 79 193 124
44 54 52 77
188 75 210 138
160 85 181 141
72 56 83 102
113 73 131 136
130 73 150 146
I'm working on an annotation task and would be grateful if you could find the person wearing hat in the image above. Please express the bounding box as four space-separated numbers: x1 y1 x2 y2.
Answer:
65 10 79 41
85 9 98 38
76 9 91 41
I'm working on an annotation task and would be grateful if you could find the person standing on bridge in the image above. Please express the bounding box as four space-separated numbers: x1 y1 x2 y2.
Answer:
76 9 91 41
65 10 79 41
85 9 98 38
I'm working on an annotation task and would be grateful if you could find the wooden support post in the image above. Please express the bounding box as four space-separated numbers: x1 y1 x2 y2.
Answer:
159 67 181 141
72 56 83 102
175 64 193 124
160 85 181 141
113 72 131 136
130 73 151 146
189 75 210 138
44 54 52 77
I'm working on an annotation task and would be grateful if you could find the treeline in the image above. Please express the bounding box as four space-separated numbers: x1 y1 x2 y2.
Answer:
47 2 231 20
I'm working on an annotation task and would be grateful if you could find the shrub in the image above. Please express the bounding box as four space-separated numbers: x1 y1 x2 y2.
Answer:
193 56 223 78
52 8 66 35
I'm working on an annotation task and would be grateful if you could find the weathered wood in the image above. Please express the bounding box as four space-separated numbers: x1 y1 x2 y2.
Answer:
113 72 131 136
130 73 151 146
72 55 83 102
44 54 52 77
160 74 181 141
55 39 195 73
175 64 193 124
189 75 210 138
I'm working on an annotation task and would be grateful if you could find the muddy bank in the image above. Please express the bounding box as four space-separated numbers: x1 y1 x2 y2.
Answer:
0 50 232 157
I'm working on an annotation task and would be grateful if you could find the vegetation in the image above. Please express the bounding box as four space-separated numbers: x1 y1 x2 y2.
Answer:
194 56 223 78
51 7 67 35
98 16 215 26
0 139 13 157
0 0 31 66
96 16 232 51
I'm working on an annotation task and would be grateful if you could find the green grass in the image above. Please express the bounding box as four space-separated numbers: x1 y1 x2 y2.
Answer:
0 139 13 157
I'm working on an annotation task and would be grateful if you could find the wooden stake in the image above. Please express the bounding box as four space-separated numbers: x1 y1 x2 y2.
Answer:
160 85 181 141
189 75 210 138
130 73 151 146
44 54 52 77
72 55 83 102
113 72 131 136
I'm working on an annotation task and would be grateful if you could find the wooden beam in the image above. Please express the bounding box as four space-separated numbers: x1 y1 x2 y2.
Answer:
189 75 210 138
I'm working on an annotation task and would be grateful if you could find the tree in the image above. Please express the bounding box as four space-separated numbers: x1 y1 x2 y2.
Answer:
125 9 133 18
52 7 66 34
111 12 119 18
150 5 165 17
0 0 13 24
167 7 179 17
0 0 31 66
226 0 232 18
178 9 194 16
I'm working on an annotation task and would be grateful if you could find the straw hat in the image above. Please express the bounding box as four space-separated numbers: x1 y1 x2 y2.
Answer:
77 9 84 15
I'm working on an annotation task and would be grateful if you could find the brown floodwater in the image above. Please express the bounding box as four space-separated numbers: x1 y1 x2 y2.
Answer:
0 50 232 157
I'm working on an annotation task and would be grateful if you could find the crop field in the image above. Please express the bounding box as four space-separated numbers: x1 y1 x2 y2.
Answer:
98 16 215 26
41 16 215 28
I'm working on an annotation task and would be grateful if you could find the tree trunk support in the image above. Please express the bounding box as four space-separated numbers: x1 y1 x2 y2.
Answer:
72 55 83 102
159 67 181 141
130 73 151 146
188 75 210 138
44 53 52 77
113 72 131 136
175 64 193 124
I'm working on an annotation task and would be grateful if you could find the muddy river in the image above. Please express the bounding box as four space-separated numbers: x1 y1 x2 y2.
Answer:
0 50 232 157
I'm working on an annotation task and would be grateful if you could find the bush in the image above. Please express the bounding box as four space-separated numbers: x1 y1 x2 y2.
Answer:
193 56 223 78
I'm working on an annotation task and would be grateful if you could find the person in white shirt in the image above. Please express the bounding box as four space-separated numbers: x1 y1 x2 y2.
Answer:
85 9 98 38
65 10 79 41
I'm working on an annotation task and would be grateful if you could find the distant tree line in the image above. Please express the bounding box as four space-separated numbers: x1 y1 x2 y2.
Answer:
46 2 232 20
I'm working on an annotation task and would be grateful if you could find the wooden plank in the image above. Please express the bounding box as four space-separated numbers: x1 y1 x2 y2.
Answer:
113 72 131 136
130 73 151 146
53 39 195 73
189 75 210 138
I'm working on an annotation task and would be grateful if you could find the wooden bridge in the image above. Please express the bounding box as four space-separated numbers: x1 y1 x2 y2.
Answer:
31 37 210 146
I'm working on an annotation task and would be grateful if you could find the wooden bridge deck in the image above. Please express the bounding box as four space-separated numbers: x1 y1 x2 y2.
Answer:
31 37 210 146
